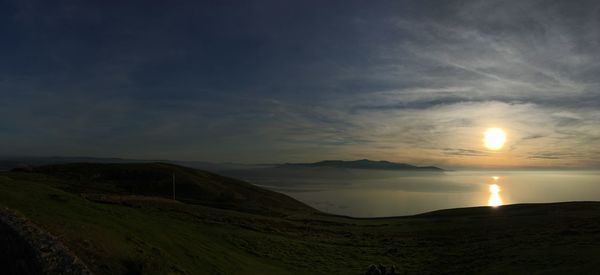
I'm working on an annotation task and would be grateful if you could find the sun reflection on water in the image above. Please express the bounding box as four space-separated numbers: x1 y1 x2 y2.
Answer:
488 176 503 207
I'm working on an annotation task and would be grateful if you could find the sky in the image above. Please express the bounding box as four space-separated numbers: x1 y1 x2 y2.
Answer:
1 0 600 168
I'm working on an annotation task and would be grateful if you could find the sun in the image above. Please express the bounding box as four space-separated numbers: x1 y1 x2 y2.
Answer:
483 128 506 150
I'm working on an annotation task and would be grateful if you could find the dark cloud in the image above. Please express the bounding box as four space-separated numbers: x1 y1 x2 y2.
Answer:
521 134 545 140
528 152 577 160
443 148 489 157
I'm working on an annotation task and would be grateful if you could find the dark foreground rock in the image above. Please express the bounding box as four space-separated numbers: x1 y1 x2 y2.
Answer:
365 264 397 275
0 208 92 275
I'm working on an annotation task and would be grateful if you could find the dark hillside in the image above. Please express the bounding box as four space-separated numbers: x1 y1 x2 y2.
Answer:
21 163 315 216
414 201 600 219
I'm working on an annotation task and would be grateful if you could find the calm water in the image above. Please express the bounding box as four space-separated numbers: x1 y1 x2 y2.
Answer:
255 170 600 217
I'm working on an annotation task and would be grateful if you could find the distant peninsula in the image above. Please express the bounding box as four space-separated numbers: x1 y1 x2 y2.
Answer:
279 159 445 171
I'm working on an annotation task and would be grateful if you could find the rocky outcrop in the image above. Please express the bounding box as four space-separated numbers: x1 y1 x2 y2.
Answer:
365 264 397 275
0 208 92 274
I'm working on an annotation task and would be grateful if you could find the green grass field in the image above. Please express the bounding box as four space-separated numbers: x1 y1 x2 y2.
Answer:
1 164 600 274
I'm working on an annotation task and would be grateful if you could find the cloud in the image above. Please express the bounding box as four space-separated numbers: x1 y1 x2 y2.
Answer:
1 0 599 167
528 152 572 160
443 148 489 157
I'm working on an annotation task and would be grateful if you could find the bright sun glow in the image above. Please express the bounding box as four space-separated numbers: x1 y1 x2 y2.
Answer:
488 176 503 207
484 128 506 150
488 183 503 207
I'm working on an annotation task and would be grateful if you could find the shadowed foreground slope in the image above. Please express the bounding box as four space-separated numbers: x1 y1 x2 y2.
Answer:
1 163 600 274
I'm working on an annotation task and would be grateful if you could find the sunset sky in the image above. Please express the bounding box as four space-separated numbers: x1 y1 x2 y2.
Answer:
1 1 599 168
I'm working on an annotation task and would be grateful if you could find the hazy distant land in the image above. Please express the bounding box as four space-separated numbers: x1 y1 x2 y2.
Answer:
277 159 445 171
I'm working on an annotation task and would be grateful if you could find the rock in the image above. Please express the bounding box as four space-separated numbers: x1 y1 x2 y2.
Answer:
365 264 397 275
365 264 382 275
0 207 93 274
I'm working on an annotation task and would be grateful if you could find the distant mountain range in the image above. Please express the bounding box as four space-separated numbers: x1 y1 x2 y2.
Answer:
279 159 444 171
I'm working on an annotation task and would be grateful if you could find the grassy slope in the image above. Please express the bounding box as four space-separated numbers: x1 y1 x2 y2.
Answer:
2 166 600 274
0 171 387 274
25 163 315 216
